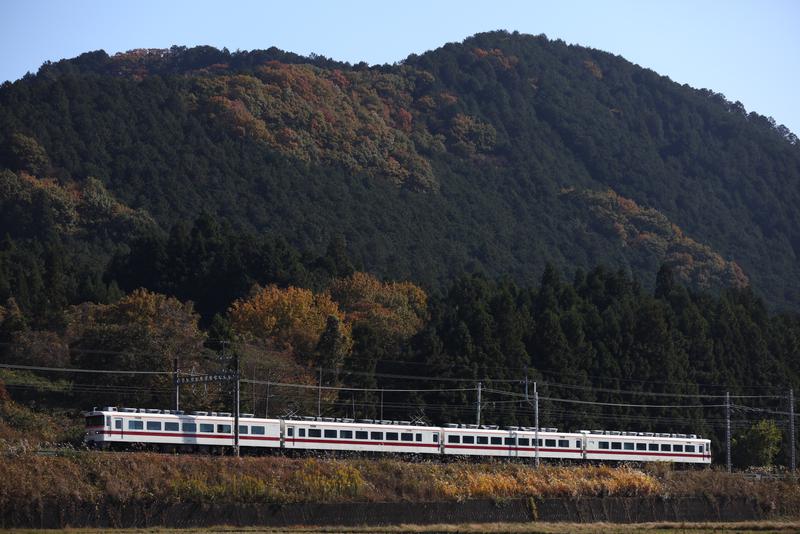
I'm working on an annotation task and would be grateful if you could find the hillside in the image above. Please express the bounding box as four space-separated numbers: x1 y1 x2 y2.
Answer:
1 31 799 316
2 33 800 462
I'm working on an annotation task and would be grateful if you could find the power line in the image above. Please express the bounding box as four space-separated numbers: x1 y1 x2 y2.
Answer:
241 377 475 394
483 387 727 409
0 363 173 375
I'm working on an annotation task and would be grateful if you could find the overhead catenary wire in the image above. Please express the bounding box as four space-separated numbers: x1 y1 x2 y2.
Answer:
1 355 788 400
241 377 475 394
0 363 174 375
2 361 792 414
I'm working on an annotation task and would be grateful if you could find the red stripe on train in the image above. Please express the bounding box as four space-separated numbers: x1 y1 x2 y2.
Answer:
95 430 279 441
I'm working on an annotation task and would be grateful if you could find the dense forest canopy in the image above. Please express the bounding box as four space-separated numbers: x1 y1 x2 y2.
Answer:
1 32 799 466
1 31 798 313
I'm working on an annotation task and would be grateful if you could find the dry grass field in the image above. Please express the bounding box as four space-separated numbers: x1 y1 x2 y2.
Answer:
1 452 798 506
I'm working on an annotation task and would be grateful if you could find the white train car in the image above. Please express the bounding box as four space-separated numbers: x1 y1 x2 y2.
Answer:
283 417 441 455
85 407 281 451
441 425 584 460
84 407 711 464
581 430 711 464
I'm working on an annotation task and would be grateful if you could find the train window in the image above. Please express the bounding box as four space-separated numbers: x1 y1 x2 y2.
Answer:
648 443 658 451
504 437 516 445
200 424 214 433
85 415 105 427
371 431 383 440
239 426 248 434
401 433 413 442
309 429 322 438
686 445 695 453
477 436 488 444
115 419 122 429
356 431 368 439
183 423 197 432
287 427 294 437
341 430 353 439
559 440 570 448
599 441 609 449
519 438 529 446
129 420 144 430
636 443 646 451
251 426 265 435
611 442 622 450
299 428 306 437
217 425 231 434
415 434 422 442
698 445 704 453
491 437 502 445
462 435 474 444
432 434 438 443
545 439 556 447
673 444 683 452
386 432 399 441
106 416 111 427
448 435 460 444
147 421 162 431
661 444 671 452
624 443 634 451
165 422 179 431
324 430 336 438
576 440 582 449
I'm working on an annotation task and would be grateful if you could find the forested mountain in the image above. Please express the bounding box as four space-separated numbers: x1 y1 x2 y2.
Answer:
1 32 800 464
1 31 799 316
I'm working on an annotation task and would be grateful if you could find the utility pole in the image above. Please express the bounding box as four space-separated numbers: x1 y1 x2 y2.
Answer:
476 381 482 426
231 344 240 458
524 376 540 467
534 381 540 468
265 380 271 419
173 356 180 411
790 388 796 473
380 389 384 421
726 391 731 473
317 368 322 418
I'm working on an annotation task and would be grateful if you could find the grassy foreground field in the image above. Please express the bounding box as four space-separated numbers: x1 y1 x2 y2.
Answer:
0 451 798 507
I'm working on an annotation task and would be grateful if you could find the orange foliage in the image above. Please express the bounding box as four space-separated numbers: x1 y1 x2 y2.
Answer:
329 272 427 340
583 59 604 80
394 107 413 132
67 289 206 360
229 285 349 355
195 63 437 189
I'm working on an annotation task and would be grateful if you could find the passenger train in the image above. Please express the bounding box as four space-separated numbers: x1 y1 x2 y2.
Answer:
84 407 711 464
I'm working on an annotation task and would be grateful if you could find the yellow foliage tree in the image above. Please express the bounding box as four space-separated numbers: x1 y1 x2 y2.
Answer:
329 272 427 340
228 285 350 358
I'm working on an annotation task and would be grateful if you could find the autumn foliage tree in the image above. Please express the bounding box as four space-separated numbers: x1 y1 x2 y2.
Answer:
66 288 207 407
228 284 351 363
329 272 427 341
228 284 353 414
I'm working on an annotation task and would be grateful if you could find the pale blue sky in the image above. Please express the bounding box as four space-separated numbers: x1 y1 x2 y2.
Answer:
2 0 799 134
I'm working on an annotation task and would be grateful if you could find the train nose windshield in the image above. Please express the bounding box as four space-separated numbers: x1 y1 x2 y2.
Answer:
85 415 105 427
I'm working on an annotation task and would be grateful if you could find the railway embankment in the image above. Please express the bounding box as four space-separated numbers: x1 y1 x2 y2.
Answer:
0 452 798 528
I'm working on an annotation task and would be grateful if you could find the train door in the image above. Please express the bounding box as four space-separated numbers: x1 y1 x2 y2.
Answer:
510 431 519 457
114 418 123 439
281 420 292 449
